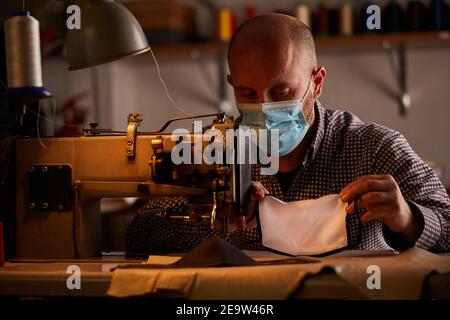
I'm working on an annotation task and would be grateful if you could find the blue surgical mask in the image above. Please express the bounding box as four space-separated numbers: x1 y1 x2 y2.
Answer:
238 79 313 156
262 98 311 156
239 103 266 129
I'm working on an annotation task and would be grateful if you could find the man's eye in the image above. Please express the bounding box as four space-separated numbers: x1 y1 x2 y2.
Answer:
240 91 256 98
271 88 291 99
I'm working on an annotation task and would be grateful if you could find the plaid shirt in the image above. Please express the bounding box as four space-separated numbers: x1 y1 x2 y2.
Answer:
233 101 450 252
126 102 450 254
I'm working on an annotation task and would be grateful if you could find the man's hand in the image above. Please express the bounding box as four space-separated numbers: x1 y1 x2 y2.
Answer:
340 174 424 243
229 181 270 231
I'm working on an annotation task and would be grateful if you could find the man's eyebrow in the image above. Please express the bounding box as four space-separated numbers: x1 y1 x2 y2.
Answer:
270 82 293 88
235 82 293 91
235 86 255 91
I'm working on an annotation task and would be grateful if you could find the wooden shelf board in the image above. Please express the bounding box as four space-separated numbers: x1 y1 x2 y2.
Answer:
316 31 450 47
152 42 228 55
150 32 450 56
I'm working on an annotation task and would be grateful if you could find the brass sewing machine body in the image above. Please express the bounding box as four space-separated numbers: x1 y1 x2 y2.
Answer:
15 113 250 259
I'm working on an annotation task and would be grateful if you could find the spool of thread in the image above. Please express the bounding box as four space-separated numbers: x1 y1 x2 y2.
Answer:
4 11 51 99
430 0 445 31
317 2 329 36
245 6 256 21
339 2 354 36
217 8 233 42
295 4 311 29
0 222 4 267
329 8 340 36
231 11 237 33
407 1 425 32
382 0 405 33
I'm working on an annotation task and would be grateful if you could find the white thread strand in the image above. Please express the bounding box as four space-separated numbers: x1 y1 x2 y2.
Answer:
25 102 82 128
36 101 47 149
48 97 57 136
148 44 192 116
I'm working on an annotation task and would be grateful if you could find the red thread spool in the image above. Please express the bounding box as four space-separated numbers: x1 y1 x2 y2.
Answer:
0 222 4 267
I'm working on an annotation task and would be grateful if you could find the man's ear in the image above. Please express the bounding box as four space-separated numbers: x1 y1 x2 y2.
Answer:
227 74 233 86
312 67 327 99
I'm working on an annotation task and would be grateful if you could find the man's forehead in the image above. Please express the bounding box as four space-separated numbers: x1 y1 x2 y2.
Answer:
228 14 316 88
229 41 308 88
229 29 293 65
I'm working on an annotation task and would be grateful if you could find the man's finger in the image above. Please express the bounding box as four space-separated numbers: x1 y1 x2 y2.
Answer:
250 181 269 193
345 191 391 213
249 181 269 200
360 207 388 224
241 181 268 227
227 217 237 233
343 175 388 191
236 216 246 230
251 192 265 200
246 199 256 216
340 176 392 203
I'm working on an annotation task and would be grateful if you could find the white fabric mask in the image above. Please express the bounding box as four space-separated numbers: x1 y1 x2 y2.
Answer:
258 194 348 256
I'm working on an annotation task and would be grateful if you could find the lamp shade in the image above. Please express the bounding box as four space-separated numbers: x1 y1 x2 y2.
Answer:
66 0 149 70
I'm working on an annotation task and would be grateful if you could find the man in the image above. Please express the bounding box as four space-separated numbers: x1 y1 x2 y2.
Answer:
126 14 449 254
226 14 449 252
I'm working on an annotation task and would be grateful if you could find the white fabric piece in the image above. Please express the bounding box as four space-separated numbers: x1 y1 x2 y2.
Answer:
258 194 348 256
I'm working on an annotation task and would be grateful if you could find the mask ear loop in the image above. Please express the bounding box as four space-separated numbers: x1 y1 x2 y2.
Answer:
301 75 315 125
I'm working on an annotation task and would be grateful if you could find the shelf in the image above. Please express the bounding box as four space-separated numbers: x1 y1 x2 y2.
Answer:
316 31 450 46
148 31 450 118
153 42 228 55
150 32 450 56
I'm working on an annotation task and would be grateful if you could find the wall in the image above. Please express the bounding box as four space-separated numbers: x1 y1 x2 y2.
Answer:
40 0 450 185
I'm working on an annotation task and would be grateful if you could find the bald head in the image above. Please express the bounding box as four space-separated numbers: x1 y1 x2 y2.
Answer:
227 14 327 162
228 14 317 76
227 13 322 107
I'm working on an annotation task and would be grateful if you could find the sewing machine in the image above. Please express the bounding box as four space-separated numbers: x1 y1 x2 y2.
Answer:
14 113 251 259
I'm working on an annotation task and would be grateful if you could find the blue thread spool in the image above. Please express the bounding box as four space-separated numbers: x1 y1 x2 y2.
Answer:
430 0 445 31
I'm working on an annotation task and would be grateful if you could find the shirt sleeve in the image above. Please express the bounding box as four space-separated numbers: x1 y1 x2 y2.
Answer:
372 130 450 252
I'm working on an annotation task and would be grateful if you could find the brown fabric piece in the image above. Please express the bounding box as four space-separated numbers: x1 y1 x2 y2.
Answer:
118 238 319 270
108 247 450 299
